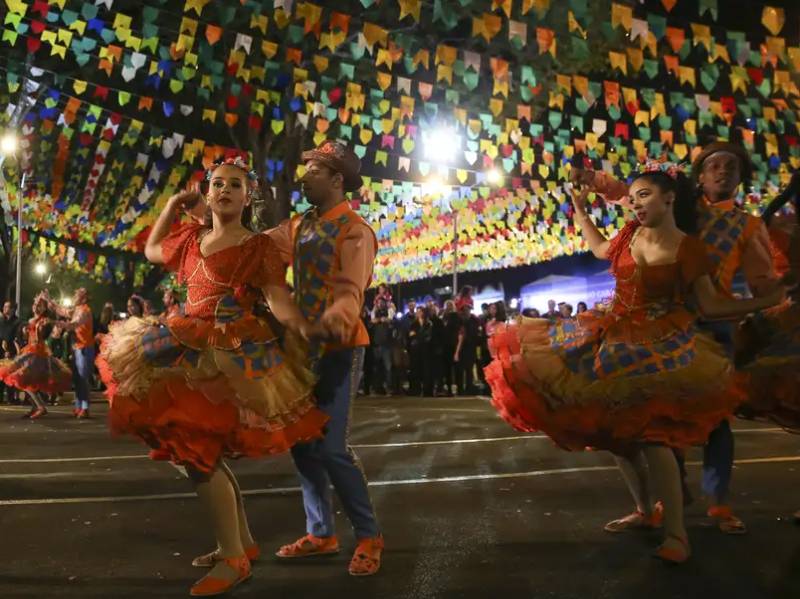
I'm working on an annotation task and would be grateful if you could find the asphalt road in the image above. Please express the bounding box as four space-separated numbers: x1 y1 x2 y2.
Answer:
1 394 799 599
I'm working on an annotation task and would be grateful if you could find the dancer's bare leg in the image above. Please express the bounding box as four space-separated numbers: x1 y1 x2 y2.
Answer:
642 445 689 557
187 466 246 582
615 451 652 514
219 460 255 547
604 449 661 532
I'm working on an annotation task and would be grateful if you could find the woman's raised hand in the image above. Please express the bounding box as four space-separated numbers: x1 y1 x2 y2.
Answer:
569 185 591 216
168 184 203 217
570 167 596 189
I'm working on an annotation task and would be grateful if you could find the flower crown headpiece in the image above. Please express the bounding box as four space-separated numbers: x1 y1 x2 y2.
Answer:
639 158 685 180
204 156 259 186
33 290 50 307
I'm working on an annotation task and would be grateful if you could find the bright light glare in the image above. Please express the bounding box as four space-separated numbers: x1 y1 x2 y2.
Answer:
509 298 519 310
422 127 460 163
425 176 449 196
0 133 18 155
34 263 47 275
487 168 503 185
60 297 73 307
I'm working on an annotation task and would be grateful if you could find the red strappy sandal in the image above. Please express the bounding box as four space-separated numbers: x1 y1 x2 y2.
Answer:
706 505 747 535
654 534 691 564
604 502 663 533
275 534 340 559
189 554 251 597
192 544 260 568
348 535 384 577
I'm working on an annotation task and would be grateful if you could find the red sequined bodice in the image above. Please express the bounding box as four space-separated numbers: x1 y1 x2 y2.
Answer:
161 224 286 320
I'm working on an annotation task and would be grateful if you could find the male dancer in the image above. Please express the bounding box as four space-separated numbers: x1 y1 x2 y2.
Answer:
266 140 383 575
573 142 778 534
53 288 94 419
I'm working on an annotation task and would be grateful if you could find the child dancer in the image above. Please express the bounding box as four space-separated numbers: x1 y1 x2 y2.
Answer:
97 157 328 596
486 164 783 563
0 292 72 419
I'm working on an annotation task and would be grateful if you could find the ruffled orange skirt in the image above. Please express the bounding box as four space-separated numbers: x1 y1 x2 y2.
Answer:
97 316 327 473
486 315 746 454
0 344 72 394
736 299 800 433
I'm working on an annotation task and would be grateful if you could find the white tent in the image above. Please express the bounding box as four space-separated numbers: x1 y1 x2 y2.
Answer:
520 271 614 313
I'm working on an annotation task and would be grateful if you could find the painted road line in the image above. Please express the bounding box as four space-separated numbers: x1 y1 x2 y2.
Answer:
3 455 800 506
0 428 789 464
0 455 147 464
352 435 546 448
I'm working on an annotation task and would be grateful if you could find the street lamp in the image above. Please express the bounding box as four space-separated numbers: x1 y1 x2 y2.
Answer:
487 168 503 185
0 133 18 155
422 127 460 163
449 170 505 296
0 131 24 310
34 262 47 276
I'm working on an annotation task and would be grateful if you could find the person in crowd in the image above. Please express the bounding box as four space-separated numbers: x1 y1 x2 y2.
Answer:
161 288 182 320
544 299 559 319
375 283 393 306
0 292 71 420
359 304 374 395
440 300 460 397
398 299 417 393
95 303 116 338
370 296 395 396
576 302 588 314
407 306 435 396
426 300 445 395
477 303 492 388
454 301 481 395
559 303 574 319
455 286 474 312
126 295 145 319
0 301 21 405
522 308 541 318
142 299 156 317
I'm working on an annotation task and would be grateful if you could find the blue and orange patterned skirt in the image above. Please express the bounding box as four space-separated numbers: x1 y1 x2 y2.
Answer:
486 306 746 454
96 297 327 473
736 298 800 433
0 343 72 394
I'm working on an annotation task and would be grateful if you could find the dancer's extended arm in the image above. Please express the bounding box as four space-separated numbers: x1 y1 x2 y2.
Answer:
693 275 784 319
262 284 320 339
571 187 611 260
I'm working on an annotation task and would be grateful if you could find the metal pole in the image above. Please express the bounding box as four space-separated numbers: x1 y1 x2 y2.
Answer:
452 210 458 294
15 172 25 309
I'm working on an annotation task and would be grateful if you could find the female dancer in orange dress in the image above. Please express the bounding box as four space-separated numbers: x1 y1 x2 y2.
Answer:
486 164 783 563
0 292 71 419
97 157 328 596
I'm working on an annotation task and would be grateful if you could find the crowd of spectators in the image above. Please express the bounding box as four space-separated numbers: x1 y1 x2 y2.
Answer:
359 285 592 398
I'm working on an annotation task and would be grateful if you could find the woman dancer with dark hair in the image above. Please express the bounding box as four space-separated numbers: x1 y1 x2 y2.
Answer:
97 157 328 596
485 162 783 563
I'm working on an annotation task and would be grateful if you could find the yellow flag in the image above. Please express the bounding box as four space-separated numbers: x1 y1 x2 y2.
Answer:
761 6 785 36
398 0 421 22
